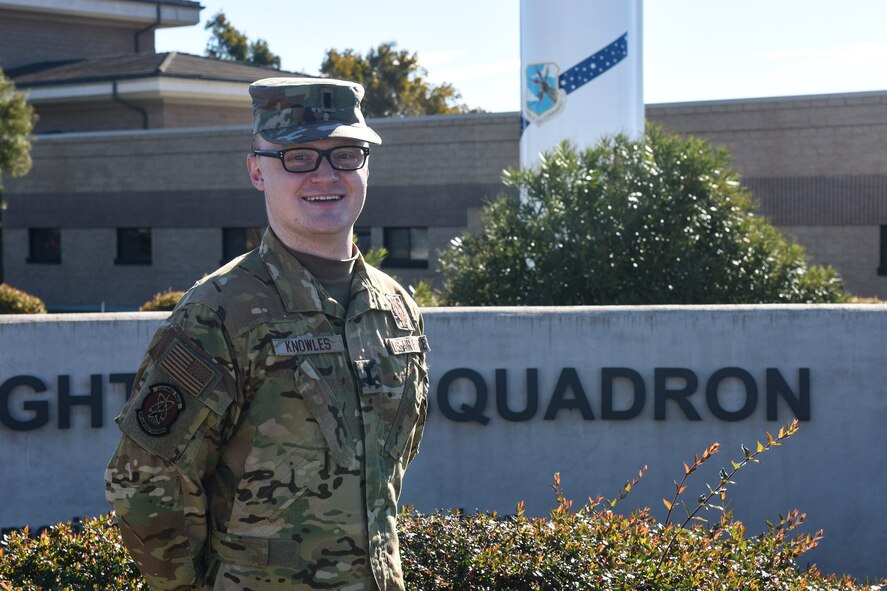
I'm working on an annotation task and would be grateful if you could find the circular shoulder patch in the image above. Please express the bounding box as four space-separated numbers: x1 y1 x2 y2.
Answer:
136 383 185 437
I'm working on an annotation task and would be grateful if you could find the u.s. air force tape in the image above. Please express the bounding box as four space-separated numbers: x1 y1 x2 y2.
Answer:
385 335 430 355
273 335 345 356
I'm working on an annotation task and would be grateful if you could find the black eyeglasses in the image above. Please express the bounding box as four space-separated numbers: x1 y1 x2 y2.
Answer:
252 145 370 173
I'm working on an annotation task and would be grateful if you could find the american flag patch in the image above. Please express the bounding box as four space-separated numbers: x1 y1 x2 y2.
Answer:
159 340 218 397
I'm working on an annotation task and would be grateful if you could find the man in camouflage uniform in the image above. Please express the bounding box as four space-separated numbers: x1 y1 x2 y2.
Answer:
106 77 430 591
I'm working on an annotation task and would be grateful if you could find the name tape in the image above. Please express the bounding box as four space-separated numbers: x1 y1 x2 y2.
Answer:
385 335 430 355
273 335 345 356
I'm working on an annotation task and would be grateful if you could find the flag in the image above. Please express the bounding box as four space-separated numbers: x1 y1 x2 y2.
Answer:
520 0 644 169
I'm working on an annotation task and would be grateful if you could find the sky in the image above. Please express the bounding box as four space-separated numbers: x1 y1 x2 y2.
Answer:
156 1 887 114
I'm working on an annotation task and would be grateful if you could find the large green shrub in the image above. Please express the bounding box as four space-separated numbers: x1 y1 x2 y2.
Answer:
1 424 880 590
0 283 46 314
440 127 850 305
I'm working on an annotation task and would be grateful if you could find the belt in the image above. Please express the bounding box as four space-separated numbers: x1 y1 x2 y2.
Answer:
210 530 300 567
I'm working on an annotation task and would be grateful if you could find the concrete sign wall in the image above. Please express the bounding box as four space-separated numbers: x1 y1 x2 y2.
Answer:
0 313 165 534
0 307 884 580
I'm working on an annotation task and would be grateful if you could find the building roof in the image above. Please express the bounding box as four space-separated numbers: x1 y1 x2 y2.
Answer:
9 52 302 87
0 0 201 27
129 0 200 6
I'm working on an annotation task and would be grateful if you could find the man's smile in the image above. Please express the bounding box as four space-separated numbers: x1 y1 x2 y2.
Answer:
304 195 343 202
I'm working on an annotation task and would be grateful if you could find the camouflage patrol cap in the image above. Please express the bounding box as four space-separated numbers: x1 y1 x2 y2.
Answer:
250 77 381 145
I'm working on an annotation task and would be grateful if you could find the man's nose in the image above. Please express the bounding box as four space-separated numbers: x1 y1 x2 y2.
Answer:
310 155 339 180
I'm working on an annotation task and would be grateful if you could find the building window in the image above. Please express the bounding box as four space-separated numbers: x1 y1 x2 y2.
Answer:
222 227 262 264
28 228 61 264
879 225 887 276
353 226 372 254
383 227 428 268
116 228 152 265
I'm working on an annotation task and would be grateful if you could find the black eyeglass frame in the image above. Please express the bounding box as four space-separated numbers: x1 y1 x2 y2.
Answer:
252 145 371 173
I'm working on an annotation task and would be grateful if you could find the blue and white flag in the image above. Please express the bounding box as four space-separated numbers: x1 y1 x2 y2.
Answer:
520 0 644 169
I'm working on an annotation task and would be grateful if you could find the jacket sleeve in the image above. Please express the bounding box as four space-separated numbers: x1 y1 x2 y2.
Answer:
105 301 238 591
405 312 430 467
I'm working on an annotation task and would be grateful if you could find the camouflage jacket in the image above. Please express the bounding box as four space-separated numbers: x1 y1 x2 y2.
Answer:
106 229 429 591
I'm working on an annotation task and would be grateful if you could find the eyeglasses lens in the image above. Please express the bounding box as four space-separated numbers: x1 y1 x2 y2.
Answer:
282 147 366 172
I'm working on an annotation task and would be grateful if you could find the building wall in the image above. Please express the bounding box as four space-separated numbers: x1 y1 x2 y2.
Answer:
3 93 887 308
157 102 254 129
781 225 884 298
33 101 253 134
33 101 157 134
647 92 887 176
370 113 519 186
3 117 519 308
0 10 152 71
5 127 254 195
4 228 221 310
2 126 264 309
367 114 519 283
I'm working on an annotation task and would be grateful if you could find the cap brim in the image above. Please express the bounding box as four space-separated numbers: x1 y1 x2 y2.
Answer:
259 122 381 145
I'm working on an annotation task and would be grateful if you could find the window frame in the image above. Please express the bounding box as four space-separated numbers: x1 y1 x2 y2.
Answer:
27 228 62 264
382 227 429 269
878 225 887 276
115 227 152 266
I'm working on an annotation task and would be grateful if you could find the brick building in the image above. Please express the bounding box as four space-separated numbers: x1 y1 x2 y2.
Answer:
3 0 887 309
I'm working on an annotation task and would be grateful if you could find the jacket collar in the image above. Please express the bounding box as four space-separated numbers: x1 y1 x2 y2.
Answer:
259 228 391 318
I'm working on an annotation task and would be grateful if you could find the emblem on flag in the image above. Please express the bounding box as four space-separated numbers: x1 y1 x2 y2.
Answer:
524 63 564 125
521 32 629 131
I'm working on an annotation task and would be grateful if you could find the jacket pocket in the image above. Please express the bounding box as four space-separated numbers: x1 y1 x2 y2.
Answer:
292 359 358 469
227 440 329 535
383 356 428 461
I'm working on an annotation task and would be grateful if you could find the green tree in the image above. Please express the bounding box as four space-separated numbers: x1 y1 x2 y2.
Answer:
321 42 474 117
439 126 849 305
204 11 281 69
0 69 37 190
248 38 281 69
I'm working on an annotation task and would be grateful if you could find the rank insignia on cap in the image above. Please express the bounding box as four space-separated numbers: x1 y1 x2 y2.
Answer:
137 384 184 436
387 294 414 331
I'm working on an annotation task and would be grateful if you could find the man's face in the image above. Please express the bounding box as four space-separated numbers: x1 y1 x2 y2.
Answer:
247 135 369 257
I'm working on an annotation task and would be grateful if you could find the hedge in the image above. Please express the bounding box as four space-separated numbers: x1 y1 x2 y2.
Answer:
1 422 882 590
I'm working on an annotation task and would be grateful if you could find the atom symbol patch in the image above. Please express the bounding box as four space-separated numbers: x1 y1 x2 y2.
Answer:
137 383 185 436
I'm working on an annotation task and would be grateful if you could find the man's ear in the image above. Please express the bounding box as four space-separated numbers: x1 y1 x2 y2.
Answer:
246 154 265 191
